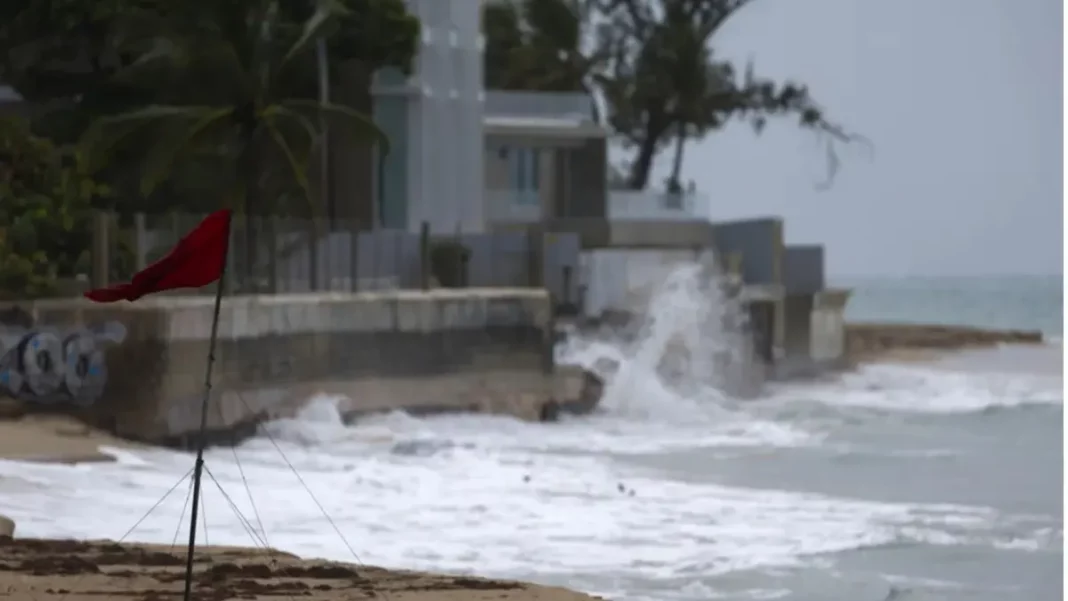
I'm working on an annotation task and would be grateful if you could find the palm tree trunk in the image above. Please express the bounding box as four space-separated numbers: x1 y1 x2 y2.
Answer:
239 127 261 293
627 137 658 190
626 118 672 190
667 125 687 194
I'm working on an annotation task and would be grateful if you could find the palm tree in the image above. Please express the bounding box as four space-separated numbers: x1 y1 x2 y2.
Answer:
78 0 389 290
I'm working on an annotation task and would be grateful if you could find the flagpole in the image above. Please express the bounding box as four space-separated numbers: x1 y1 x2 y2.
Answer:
182 245 230 601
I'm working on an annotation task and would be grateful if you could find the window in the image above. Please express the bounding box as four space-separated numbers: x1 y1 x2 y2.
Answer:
510 147 540 205
528 149 540 189
513 148 526 191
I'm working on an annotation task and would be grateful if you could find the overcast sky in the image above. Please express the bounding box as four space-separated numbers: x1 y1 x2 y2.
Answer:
631 0 1062 278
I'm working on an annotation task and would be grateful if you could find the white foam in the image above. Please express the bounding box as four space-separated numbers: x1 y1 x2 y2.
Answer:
97 445 151 466
558 262 756 419
0 395 1050 601
0 441 975 570
770 361 1063 414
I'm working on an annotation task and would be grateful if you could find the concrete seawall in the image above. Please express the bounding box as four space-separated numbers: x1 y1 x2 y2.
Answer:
0 289 593 448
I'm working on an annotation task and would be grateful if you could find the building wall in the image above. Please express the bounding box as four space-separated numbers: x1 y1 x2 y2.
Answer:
561 139 608 218
783 294 815 358
580 248 703 317
374 95 410 228
373 0 485 234
484 137 556 220
483 135 608 225
811 290 851 363
709 218 783 285
783 245 825 295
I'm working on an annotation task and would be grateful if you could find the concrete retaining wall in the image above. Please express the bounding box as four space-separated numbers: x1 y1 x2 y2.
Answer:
0 289 584 448
579 248 704 317
811 289 851 363
770 291 849 379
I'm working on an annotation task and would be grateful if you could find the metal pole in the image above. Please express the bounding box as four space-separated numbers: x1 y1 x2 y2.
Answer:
182 249 230 601
317 38 332 223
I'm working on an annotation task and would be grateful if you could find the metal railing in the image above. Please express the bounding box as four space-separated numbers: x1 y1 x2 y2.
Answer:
607 191 712 221
484 90 597 122
32 212 583 306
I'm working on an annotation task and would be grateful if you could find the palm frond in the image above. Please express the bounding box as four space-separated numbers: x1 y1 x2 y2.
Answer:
79 105 229 174
262 108 315 206
110 37 187 88
281 99 389 154
262 104 320 153
140 107 234 195
280 0 350 72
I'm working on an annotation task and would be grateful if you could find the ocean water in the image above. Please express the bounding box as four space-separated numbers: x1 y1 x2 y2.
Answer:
0 271 1062 601
839 274 1063 338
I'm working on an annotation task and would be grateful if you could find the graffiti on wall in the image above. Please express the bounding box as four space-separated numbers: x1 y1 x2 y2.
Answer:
0 316 127 407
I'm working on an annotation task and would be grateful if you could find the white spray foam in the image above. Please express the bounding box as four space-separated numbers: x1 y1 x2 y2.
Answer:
558 261 760 418
771 361 1063 414
0 442 1008 578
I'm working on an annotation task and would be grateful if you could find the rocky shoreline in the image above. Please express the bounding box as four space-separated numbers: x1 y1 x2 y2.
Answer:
845 322 1045 363
0 530 603 601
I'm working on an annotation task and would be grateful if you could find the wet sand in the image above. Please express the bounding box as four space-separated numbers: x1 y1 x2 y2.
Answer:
0 537 603 601
0 403 137 464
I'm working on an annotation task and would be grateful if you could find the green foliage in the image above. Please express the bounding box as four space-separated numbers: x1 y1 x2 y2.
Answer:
0 0 420 215
325 0 420 72
482 0 868 191
483 0 602 94
0 117 108 299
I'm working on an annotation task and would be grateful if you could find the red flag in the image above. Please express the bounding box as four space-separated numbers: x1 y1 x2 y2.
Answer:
85 210 233 303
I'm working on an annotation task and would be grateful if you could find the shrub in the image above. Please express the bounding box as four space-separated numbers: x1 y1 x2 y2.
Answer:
429 239 471 288
0 116 109 299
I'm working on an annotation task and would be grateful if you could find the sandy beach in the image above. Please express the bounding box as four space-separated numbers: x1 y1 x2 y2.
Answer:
0 402 138 464
0 536 603 601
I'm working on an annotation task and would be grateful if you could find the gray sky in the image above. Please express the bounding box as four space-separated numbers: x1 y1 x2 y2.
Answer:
637 0 1063 278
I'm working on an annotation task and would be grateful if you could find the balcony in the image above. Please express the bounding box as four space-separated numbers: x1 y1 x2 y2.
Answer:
607 191 711 221
483 90 597 122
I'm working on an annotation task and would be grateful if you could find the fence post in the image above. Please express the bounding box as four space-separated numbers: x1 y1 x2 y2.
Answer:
90 211 110 289
133 213 148 271
349 219 360 292
419 221 430 290
527 229 545 288
561 265 572 307
307 217 320 291
454 221 467 288
267 215 279 293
